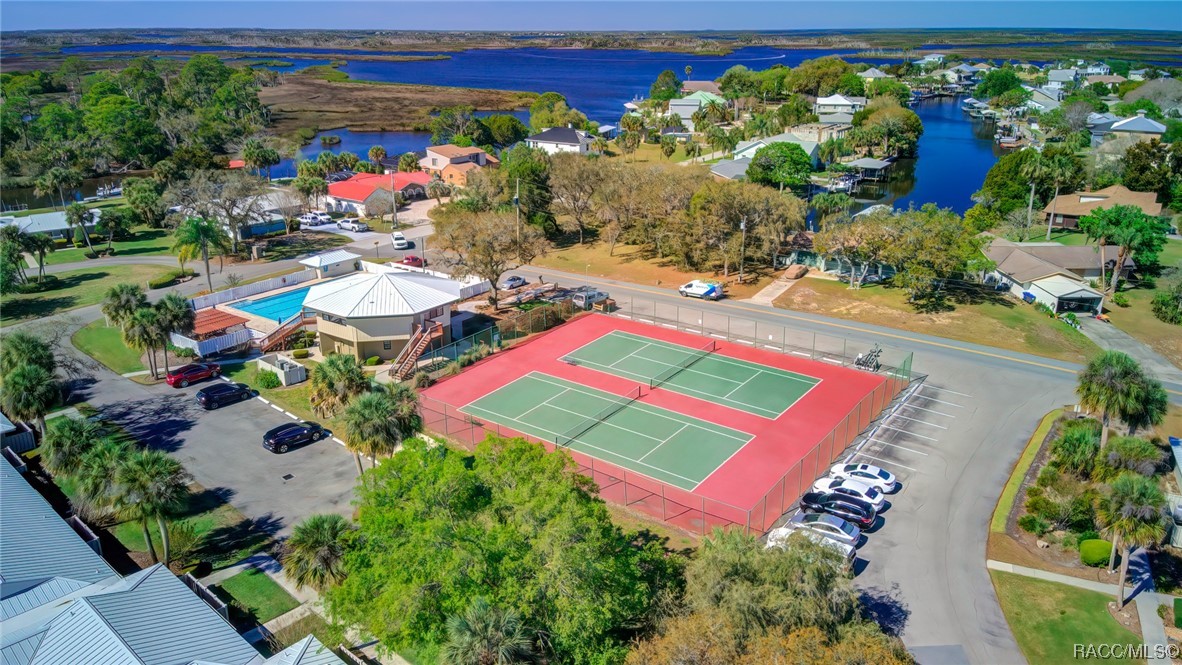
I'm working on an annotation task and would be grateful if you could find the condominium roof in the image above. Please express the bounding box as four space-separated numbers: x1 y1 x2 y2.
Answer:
299 249 362 269
303 271 462 319
1042 185 1163 218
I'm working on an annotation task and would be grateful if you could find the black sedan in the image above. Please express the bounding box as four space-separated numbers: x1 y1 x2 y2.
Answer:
195 382 254 410
799 491 877 529
263 422 326 453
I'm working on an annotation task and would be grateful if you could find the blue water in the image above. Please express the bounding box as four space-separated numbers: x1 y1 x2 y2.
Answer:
233 287 312 322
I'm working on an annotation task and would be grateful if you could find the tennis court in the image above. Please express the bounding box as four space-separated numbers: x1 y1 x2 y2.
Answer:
562 330 820 418
461 371 753 490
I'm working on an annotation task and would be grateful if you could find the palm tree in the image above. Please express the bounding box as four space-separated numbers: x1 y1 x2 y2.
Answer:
427 177 452 205
684 140 702 160
385 382 422 440
0 364 58 434
690 109 710 133
342 391 400 474
283 513 352 592
172 216 232 292
22 232 55 282
441 598 535 665
1094 473 1166 607
1041 154 1077 240
123 307 164 379
33 166 82 209
368 145 387 169
65 203 96 253
309 353 368 419
1076 351 1148 450
101 283 148 330
704 99 730 123
1018 150 1044 232
77 438 131 507
155 293 196 377
590 136 609 154
113 449 190 566
40 417 104 476
0 330 56 375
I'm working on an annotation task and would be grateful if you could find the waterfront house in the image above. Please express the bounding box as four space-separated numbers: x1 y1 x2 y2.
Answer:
0 209 101 241
734 131 821 167
668 90 727 131
938 63 981 84
682 80 723 95
983 238 1121 314
326 172 429 216
1046 69 1080 90
1024 86 1063 113
1128 68 1170 81
710 158 751 181
303 270 462 362
418 144 499 186
813 94 866 115
917 54 945 66
525 127 595 154
857 67 893 81
1042 184 1162 229
1083 62 1112 76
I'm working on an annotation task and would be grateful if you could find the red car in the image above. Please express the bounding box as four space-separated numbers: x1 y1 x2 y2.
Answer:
400 255 427 268
166 363 222 388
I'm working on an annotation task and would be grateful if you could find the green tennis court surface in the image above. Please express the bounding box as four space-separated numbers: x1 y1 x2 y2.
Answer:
562 330 820 418
461 372 752 490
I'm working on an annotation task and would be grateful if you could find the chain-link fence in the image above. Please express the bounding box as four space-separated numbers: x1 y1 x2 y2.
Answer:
416 295 917 536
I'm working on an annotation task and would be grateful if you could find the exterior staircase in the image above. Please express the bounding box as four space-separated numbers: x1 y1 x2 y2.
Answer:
390 321 444 381
255 311 316 353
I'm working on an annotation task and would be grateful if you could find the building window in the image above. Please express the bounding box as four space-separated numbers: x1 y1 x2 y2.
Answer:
383 341 392 350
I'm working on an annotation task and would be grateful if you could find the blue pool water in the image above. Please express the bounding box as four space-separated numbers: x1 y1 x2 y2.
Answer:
233 287 312 323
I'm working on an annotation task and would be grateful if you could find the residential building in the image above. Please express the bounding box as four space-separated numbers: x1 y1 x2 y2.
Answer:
1127 68 1169 81
1046 68 1080 89
299 249 362 278
1086 74 1127 87
984 237 1131 314
813 94 867 115
681 80 723 95
917 53 945 66
1083 62 1112 76
525 127 595 154
0 209 101 241
972 62 995 72
817 112 855 125
668 90 727 131
710 157 751 181
325 172 429 216
791 122 851 142
1107 110 1168 141
1024 86 1063 113
938 63 981 84
1042 184 1162 229
857 67 892 80
303 270 462 361
734 131 821 167
418 144 499 186
0 455 344 665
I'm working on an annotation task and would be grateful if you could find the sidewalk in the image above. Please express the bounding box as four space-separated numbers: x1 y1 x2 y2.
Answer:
743 273 799 306
988 550 1171 663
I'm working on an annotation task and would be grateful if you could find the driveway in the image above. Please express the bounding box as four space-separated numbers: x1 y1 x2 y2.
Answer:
1077 317 1182 384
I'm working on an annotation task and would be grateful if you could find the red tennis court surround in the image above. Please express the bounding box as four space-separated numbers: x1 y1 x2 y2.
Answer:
420 314 900 534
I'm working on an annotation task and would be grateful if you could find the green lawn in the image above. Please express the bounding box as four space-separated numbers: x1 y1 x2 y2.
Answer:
259 232 351 262
0 264 172 326
72 318 146 374
41 226 175 266
991 571 1141 665
212 568 300 626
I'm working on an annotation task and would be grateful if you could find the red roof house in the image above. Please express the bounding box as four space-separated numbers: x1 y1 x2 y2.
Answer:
326 173 429 217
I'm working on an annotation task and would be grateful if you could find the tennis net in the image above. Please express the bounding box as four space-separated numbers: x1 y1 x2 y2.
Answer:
554 385 642 448
649 339 717 389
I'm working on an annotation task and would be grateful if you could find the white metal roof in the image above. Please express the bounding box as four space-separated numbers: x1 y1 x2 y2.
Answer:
1033 275 1103 299
298 249 362 269
302 271 462 319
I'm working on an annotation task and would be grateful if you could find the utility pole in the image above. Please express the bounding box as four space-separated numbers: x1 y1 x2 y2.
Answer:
738 216 747 285
514 177 522 262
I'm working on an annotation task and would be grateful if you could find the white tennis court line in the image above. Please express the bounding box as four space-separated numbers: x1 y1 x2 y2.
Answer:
608 341 656 369
541 401 665 443
722 373 758 399
607 330 820 386
516 387 572 421
638 423 690 462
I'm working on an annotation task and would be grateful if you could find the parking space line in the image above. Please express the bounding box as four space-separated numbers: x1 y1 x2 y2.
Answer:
877 424 938 441
901 404 954 417
887 413 947 429
867 437 930 456
332 437 346 447
270 404 284 413
917 396 964 408
853 452 917 472
920 385 974 398
284 411 299 420
257 398 271 405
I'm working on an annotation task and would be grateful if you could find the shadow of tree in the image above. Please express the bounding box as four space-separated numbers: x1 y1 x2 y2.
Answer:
200 512 284 570
859 583 911 637
94 394 198 453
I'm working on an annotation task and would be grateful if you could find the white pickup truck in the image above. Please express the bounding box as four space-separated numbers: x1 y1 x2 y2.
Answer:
678 280 724 301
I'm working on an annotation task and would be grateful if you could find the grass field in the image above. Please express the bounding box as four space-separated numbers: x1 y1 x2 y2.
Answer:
72 319 146 374
260 232 352 262
603 141 697 164
0 264 172 326
991 571 1140 665
533 240 776 300
41 226 175 266
212 568 300 626
774 278 1101 364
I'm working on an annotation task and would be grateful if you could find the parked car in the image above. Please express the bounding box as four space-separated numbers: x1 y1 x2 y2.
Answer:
783 511 861 547
310 211 331 224
678 279 723 300
811 477 886 510
500 275 528 290
400 255 427 268
829 463 899 493
262 422 326 453
391 231 409 249
166 363 222 388
798 491 876 528
765 526 856 565
337 218 369 232
572 288 610 309
195 382 254 410
298 212 318 225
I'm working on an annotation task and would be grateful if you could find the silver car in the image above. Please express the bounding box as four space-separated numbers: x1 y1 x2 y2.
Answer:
811 477 886 510
765 526 856 565
784 511 862 547
829 463 899 493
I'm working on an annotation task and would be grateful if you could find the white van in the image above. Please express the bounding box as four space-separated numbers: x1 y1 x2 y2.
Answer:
571 289 610 310
391 231 409 249
679 280 723 300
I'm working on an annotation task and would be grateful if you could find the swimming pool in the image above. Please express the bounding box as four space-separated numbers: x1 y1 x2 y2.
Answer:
232 286 312 323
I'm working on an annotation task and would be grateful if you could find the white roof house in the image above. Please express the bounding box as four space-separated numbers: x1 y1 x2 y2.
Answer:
734 132 821 166
858 67 892 80
525 127 595 155
303 271 462 319
0 209 101 240
814 94 866 115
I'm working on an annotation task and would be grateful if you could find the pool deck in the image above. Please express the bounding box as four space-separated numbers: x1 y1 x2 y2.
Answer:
217 277 334 334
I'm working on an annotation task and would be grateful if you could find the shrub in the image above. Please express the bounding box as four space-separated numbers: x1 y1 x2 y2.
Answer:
304 331 317 341
167 521 204 569
1111 292 1130 307
148 268 196 290
412 371 431 389
1175 598 1182 628
444 360 462 376
1152 281 1182 325
1079 539 1112 567
292 349 310 359
52 238 70 250
1096 436 1164 479
1051 419 1100 477
1076 530 1100 543
173 347 196 359
257 370 281 389
365 356 382 366
1018 514 1051 536
295 127 316 142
